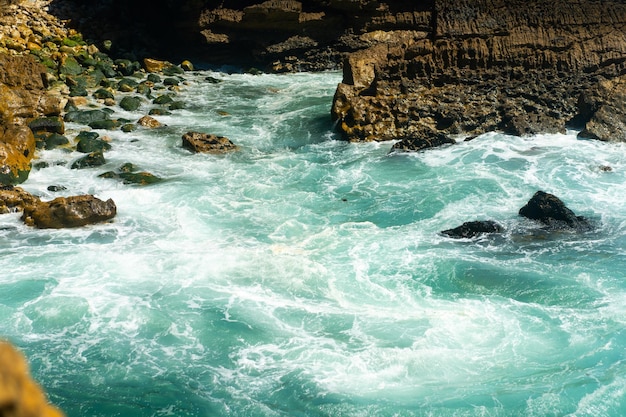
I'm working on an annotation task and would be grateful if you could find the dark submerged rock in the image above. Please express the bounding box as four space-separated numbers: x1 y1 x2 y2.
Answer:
519 191 593 231
71 151 106 169
441 220 504 239
391 130 456 153
75 131 111 153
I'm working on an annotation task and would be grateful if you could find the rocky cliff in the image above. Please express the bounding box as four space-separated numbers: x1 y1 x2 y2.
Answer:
45 0 626 144
331 0 626 144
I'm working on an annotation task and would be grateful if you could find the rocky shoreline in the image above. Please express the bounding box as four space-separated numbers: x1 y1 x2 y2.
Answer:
1 0 624 226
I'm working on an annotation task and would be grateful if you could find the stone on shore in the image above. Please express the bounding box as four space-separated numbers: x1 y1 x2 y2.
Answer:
22 195 117 229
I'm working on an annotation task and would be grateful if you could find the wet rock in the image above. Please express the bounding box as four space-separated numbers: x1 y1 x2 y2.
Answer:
64 109 110 125
117 78 139 93
390 129 456 153
28 117 65 135
41 132 70 150
47 185 67 192
93 88 115 100
0 125 36 185
75 131 111 153
163 77 180 86
181 131 239 154
153 94 174 105
144 58 169 73
137 115 163 128
0 341 65 417
181 60 194 71
71 151 106 169
0 185 40 214
22 194 117 228
88 119 122 130
441 220 504 239
99 163 163 185
519 191 592 231
119 96 142 111
577 76 626 142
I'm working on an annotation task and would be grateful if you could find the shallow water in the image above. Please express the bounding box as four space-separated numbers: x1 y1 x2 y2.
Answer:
1 71 625 416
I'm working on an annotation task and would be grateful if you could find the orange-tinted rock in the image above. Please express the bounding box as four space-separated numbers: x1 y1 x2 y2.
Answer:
0 186 40 214
0 341 65 417
137 115 163 128
22 195 117 228
0 125 35 185
181 131 239 154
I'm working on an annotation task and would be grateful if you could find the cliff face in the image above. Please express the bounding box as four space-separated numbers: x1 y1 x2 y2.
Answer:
331 0 626 142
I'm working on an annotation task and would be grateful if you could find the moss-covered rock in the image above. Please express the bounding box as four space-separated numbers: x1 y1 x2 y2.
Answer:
75 131 111 153
65 109 110 124
119 96 142 111
71 150 106 169
153 94 174 105
59 55 83 76
88 119 122 130
93 88 114 100
28 117 65 134
99 162 163 185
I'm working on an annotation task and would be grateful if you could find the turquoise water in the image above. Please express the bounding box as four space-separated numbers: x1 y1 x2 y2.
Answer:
1 71 626 416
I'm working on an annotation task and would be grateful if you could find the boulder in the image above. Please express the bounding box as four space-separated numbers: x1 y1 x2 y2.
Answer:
0 341 65 417
119 96 142 111
27 117 65 135
71 151 106 169
137 115 163 128
519 191 592 231
181 131 239 154
75 131 111 153
64 109 110 125
441 220 504 239
0 186 40 214
22 195 117 228
0 125 36 185
99 163 163 185
577 76 626 142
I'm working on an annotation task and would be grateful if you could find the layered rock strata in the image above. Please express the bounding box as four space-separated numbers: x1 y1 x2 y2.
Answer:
331 0 626 143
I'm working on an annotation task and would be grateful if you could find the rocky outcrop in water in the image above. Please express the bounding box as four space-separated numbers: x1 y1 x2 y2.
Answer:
441 220 504 239
519 191 592 232
182 131 239 154
22 194 117 228
330 0 626 144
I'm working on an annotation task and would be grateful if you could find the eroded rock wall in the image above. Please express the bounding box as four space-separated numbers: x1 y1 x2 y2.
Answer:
331 0 626 142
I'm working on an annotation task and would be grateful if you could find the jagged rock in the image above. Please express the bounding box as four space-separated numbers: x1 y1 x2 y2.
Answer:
0 185 40 214
0 124 35 185
0 341 65 417
519 191 592 231
181 131 239 154
391 130 456 152
22 194 117 228
71 150 106 169
577 76 626 142
137 115 163 128
330 1 626 142
441 220 504 239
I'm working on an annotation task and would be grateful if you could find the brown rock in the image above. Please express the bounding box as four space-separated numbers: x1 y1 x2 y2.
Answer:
577 76 626 142
0 124 35 185
0 186 39 214
0 341 65 417
137 115 163 128
22 195 117 229
181 131 239 154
